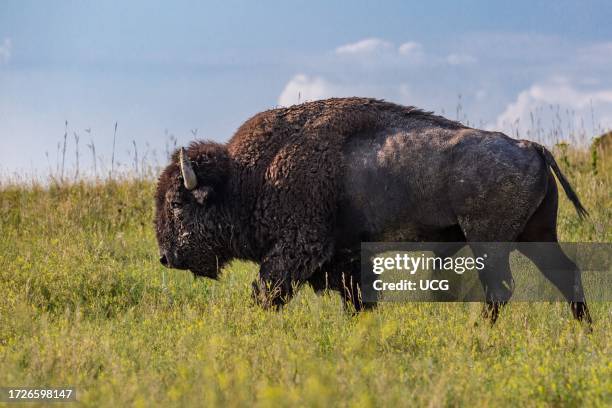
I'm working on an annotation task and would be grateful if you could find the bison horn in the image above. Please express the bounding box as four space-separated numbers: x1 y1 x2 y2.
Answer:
179 147 197 190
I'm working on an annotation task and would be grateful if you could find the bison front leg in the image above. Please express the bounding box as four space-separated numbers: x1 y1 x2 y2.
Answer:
252 240 334 309
252 258 295 309
322 255 374 312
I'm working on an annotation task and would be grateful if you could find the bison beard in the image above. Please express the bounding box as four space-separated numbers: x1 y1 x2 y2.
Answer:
154 97 591 325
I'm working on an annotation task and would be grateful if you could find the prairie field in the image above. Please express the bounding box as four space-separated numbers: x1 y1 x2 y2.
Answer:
0 147 610 407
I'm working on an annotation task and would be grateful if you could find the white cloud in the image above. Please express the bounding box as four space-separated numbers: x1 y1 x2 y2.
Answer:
278 74 340 106
0 38 12 64
334 38 426 60
398 41 422 56
277 74 389 106
335 38 393 55
446 53 477 65
495 77 612 136
397 41 424 63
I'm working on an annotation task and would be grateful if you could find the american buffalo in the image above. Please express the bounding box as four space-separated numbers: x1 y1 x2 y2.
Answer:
155 97 590 323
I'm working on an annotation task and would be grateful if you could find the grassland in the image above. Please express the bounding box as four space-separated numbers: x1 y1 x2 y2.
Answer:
0 149 610 407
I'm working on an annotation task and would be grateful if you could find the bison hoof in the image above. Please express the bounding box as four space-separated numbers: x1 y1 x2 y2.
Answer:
251 280 290 310
481 301 507 325
571 302 593 332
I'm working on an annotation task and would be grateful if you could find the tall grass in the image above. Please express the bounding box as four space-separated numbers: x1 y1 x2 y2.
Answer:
0 107 610 406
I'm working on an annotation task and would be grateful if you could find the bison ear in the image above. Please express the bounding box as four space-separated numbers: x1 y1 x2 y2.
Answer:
192 186 214 205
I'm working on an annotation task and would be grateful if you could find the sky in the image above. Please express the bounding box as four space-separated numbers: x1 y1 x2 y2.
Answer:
1 0 612 177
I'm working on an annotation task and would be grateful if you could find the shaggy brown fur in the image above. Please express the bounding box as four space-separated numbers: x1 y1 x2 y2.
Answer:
155 97 590 324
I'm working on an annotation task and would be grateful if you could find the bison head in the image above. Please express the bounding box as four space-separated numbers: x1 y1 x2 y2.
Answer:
155 142 232 279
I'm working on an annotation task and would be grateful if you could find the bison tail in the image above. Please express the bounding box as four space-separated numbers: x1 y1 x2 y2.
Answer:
532 142 588 219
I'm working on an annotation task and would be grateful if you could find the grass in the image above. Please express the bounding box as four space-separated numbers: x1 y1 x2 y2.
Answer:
0 149 610 407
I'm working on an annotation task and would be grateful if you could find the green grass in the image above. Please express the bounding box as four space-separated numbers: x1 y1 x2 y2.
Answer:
0 151 610 407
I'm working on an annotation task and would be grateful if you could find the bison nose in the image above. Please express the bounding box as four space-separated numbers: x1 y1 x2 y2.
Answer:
159 254 168 266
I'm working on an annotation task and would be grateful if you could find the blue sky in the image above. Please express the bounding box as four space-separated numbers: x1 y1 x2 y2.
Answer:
1 0 612 176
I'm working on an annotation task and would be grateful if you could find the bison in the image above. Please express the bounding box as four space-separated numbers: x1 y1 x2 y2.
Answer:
155 97 590 324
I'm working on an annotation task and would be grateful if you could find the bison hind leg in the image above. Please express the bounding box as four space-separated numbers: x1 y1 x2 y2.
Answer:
312 253 376 312
517 175 592 325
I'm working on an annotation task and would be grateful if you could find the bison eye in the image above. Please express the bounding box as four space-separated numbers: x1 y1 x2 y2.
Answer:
170 200 182 209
